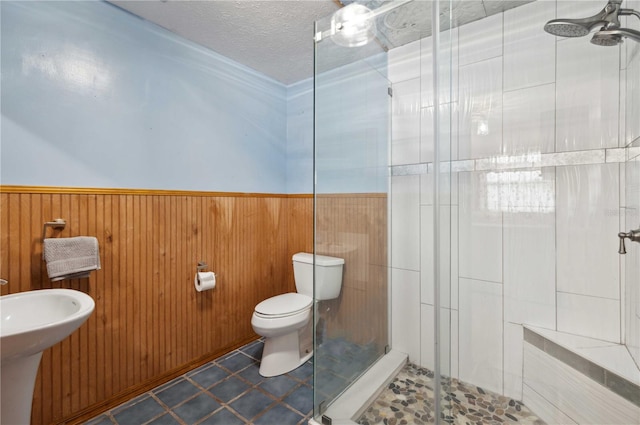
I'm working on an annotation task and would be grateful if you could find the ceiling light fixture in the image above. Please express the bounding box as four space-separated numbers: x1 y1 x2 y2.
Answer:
331 3 376 47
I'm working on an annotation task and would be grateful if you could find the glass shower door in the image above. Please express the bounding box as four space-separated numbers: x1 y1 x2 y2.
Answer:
313 7 391 417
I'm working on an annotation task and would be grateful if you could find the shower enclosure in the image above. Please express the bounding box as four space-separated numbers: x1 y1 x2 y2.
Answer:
313 0 640 424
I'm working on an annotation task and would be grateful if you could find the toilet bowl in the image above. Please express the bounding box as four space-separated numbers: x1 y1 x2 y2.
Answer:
251 293 313 377
251 252 344 377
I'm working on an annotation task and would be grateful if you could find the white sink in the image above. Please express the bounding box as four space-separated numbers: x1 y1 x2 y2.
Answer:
1 289 95 424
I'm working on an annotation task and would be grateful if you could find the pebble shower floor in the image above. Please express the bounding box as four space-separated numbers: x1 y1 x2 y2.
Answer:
84 339 312 425
358 363 545 425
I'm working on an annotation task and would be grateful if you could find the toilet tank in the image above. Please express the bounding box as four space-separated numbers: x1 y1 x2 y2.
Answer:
292 252 344 300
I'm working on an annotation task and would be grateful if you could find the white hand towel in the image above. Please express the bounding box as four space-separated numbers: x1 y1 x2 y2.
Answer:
43 236 101 281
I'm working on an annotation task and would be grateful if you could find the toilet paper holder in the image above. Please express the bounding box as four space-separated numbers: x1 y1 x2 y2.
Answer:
197 262 208 272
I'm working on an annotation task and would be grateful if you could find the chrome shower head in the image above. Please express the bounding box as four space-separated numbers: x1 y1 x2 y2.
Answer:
544 19 595 37
592 27 640 45
544 0 622 37
591 31 623 46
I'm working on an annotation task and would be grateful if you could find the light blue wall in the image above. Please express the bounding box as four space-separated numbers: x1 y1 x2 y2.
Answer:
314 54 389 194
1 1 287 193
1 1 388 195
286 78 314 194
286 54 390 195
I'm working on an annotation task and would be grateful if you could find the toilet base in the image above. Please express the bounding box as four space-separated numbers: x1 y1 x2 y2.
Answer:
259 329 313 377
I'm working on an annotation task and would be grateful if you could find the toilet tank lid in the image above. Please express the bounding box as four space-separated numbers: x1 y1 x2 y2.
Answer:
293 252 344 266
255 293 312 316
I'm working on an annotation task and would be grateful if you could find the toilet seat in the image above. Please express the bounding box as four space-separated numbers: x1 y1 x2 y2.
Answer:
254 293 312 318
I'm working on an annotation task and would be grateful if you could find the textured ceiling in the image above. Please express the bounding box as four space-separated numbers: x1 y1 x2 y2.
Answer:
109 0 341 85
109 0 534 85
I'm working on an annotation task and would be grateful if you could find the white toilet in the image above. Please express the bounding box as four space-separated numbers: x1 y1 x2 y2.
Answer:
251 252 344 377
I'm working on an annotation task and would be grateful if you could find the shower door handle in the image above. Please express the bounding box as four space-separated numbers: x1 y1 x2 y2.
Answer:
618 228 640 254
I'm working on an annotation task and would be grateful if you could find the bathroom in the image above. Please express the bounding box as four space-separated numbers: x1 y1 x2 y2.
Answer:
1 0 639 424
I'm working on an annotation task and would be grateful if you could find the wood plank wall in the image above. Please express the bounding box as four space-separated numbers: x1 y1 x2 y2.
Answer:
0 188 312 425
316 194 388 352
0 188 386 425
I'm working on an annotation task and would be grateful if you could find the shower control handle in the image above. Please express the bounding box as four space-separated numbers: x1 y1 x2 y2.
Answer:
618 228 640 254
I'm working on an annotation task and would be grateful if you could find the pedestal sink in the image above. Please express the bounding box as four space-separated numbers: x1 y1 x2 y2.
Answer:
1 289 95 425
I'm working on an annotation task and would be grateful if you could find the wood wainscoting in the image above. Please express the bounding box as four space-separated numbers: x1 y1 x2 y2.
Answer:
0 187 312 425
316 194 388 353
0 187 387 424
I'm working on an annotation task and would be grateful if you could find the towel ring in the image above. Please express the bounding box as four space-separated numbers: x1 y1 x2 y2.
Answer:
42 219 66 241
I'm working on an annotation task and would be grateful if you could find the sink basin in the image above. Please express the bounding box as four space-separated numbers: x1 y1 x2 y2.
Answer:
1 289 95 424
1 288 95 361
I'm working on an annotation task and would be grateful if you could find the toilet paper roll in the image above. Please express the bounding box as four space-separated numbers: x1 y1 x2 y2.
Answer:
194 271 216 292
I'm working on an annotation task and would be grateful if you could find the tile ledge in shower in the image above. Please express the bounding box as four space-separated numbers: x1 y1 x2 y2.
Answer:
310 350 408 425
390 147 630 177
523 325 640 408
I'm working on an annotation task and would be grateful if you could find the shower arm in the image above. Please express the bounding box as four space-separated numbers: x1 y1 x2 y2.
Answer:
597 26 640 43
619 8 640 20
597 7 640 43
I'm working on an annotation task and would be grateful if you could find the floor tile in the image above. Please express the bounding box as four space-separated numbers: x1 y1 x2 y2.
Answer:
83 339 318 425
154 379 201 408
152 376 184 395
287 361 312 382
198 407 245 425
259 375 299 398
218 352 256 373
172 393 220 425
208 377 249 403
84 415 112 425
229 389 275 421
283 384 313 415
240 339 264 360
253 404 304 425
113 396 165 425
190 365 230 389
237 362 264 385
111 393 149 414
147 412 180 425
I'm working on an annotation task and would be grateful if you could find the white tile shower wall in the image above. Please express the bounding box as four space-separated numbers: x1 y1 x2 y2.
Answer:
556 164 620 301
556 37 620 152
419 104 459 209
502 84 556 156
459 278 503 394
420 103 459 167
503 323 524 400
391 175 421 271
388 39 420 84
523 342 640 424
624 0 640 369
522 384 578 425
391 78 421 166
421 28 459 108
387 0 634 401
420 205 458 309
420 304 459 379
621 0 640 150
557 292 621 343
458 13 503 67
625 155 640 366
391 268 421 363
627 33 640 146
503 0 556 92
458 57 503 160
503 168 556 329
621 68 627 149
458 171 503 284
